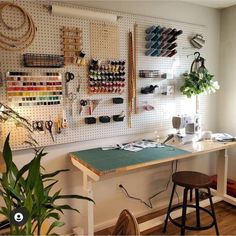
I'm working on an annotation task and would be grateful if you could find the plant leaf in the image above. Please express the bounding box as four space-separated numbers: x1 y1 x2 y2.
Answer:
15 161 32 186
54 194 95 204
46 221 65 235
2 134 12 173
42 169 69 179
52 204 80 213
45 212 60 220
26 149 45 190
45 180 59 192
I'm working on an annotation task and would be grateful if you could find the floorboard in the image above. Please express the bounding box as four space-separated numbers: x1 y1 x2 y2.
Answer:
95 201 236 235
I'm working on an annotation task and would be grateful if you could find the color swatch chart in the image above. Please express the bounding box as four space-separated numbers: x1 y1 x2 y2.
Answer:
6 72 62 106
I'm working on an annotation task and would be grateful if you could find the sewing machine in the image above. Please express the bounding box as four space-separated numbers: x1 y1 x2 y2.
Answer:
172 115 201 134
171 115 201 144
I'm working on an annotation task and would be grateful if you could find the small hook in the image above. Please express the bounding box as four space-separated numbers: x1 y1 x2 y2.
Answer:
194 52 201 60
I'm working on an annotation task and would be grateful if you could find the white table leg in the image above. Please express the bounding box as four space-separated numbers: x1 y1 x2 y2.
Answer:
82 173 94 236
216 149 228 196
216 149 236 206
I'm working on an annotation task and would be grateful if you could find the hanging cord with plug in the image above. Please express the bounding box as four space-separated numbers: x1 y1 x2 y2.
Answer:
119 160 178 209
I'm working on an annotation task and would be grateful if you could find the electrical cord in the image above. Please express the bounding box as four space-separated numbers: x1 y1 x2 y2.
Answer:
119 160 178 208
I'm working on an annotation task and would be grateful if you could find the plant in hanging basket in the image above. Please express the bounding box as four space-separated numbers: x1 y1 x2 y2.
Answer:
180 71 220 98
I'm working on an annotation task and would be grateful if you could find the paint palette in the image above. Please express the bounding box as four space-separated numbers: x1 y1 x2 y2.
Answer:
6 72 62 106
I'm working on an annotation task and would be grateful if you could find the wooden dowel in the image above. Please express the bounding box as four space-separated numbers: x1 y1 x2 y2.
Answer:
134 23 138 114
128 31 134 128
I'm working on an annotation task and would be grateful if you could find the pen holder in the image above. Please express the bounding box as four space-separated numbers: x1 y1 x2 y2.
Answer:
99 116 111 123
85 117 96 124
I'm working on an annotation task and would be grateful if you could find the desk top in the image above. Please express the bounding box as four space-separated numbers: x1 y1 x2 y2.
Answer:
70 140 236 178
71 145 190 176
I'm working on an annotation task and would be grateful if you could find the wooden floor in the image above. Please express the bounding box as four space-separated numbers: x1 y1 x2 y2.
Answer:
95 201 236 235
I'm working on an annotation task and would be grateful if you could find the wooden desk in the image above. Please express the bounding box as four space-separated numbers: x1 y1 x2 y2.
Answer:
70 140 236 235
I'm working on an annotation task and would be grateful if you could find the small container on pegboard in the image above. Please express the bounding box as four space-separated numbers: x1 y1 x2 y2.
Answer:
145 25 183 57
88 59 125 94
23 53 64 68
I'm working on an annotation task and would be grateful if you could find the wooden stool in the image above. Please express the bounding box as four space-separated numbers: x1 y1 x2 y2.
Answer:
163 171 219 235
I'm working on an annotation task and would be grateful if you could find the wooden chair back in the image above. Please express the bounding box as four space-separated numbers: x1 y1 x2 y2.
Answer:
112 209 140 236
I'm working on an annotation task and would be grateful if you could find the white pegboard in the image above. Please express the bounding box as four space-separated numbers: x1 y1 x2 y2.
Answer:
0 0 207 150
90 22 119 59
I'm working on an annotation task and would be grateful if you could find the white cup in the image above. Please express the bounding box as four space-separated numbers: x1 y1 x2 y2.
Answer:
201 131 212 140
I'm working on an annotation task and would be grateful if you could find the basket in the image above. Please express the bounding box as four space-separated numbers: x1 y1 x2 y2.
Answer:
23 53 64 68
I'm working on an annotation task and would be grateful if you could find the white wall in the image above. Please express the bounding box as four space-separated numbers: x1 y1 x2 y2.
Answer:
9 1 221 234
218 5 236 179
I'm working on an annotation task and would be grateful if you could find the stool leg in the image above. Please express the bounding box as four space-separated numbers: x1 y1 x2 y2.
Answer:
195 189 201 228
190 188 193 202
163 183 176 233
207 188 219 236
181 188 188 235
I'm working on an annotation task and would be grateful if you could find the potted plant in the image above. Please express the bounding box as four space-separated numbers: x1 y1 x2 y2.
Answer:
180 52 219 112
180 70 220 98
0 103 94 235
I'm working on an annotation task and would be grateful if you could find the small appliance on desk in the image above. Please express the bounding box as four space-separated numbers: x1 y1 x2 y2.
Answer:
172 115 201 144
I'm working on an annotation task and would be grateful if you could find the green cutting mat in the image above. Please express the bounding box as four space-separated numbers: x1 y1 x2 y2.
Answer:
72 146 191 172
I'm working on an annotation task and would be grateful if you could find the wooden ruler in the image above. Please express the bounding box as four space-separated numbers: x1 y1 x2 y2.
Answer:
128 31 134 128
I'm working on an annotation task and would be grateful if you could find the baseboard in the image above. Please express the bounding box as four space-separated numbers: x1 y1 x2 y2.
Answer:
94 197 172 232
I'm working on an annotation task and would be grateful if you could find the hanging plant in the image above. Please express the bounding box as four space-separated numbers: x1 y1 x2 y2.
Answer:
180 71 219 98
180 52 220 98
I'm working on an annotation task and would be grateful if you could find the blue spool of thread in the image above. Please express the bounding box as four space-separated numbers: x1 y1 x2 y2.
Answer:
154 25 161 34
145 25 156 34
151 41 161 49
145 48 155 56
151 49 161 56
145 33 155 41
151 33 161 41
145 41 155 49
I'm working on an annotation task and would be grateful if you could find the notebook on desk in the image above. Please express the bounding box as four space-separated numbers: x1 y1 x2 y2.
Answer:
212 133 236 142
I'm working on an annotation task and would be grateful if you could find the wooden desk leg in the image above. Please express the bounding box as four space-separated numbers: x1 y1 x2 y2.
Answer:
82 173 94 236
216 149 228 197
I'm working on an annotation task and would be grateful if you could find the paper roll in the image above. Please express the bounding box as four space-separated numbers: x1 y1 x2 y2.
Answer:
50 5 118 22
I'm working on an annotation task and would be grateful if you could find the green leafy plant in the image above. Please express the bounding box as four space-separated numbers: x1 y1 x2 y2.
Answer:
180 71 220 98
0 134 94 235
0 104 94 235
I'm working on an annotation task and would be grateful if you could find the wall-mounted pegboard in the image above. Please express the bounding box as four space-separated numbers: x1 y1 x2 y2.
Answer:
90 22 120 59
0 0 207 150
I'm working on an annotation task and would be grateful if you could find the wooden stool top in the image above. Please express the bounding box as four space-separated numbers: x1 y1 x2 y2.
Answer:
172 171 212 188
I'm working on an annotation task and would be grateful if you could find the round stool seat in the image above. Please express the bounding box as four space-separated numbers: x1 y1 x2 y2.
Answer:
172 171 212 188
